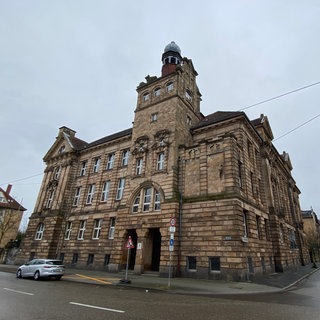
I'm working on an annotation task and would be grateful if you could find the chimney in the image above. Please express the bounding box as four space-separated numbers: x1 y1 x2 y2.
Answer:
6 184 12 195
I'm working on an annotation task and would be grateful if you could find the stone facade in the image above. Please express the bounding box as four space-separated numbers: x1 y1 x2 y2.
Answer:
18 42 309 280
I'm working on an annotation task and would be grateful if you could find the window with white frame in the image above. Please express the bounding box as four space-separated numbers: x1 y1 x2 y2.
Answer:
100 181 110 202
116 178 125 200
64 221 72 240
166 82 173 92
92 219 102 239
86 184 95 204
157 152 165 170
132 187 161 213
80 161 87 176
143 92 150 101
122 150 130 166
143 187 152 211
106 153 115 170
154 189 161 211
136 158 143 175
73 187 82 206
92 157 100 173
35 223 45 240
78 220 86 240
108 217 116 239
154 87 161 97
46 190 54 208
53 166 61 180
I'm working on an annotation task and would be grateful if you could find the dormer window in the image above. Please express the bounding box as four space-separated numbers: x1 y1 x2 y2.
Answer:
143 92 150 101
58 145 65 154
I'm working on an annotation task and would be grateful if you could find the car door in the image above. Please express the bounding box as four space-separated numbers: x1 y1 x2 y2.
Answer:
28 259 39 276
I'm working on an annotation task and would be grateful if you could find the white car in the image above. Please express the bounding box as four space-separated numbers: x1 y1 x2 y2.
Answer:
16 259 65 280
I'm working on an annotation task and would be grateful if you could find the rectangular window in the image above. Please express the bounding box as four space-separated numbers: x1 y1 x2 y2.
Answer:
86 184 95 204
250 172 254 195
154 189 161 211
100 181 110 202
187 256 197 271
73 187 82 206
92 219 102 239
87 254 94 265
53 166 61 180
243 210 249 237
108 217 116 239
72 253 78 265
80 161 87 176
264 218 270 241
122 150 130 166
92 157 100 173
106 154 115 170
116 178 125 200
64 221 72 240
157 152 165 170
151 113 158 122
209 257 221 272
143 187 152 211
78 220 86 240
46 190 54 208
136 158 143 175
256 215 261 240
238 161 243 188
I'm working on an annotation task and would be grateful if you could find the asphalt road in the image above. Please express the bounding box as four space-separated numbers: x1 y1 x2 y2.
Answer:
0 271 319 320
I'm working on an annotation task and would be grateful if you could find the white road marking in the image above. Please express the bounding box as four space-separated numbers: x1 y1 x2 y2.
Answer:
3 288 34 296
69 302 125 313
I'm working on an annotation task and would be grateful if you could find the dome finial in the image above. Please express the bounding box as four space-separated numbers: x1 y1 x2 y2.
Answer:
164 41 181 54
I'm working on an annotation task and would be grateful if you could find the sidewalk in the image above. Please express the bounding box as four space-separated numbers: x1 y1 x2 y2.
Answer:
1 263 319 295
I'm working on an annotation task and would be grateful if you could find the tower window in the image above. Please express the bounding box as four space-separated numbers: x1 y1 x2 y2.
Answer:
185 90 192 101
143 92 150 101
170 57 176 64
154 87 161 97
151 113 158 122
166 82 173 92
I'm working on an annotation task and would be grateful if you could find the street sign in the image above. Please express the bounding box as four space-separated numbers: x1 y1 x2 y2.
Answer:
170 217 176 227
169 226 176 233
170 239 174 246
125 236 135 249
169 245 174 252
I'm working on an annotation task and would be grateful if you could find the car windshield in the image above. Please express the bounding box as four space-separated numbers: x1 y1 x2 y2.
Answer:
47 260 63 266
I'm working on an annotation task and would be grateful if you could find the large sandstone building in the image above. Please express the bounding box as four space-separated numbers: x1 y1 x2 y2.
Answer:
19 42 309 280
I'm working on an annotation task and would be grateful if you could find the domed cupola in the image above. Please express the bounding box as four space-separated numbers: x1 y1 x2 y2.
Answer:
161 41 182 76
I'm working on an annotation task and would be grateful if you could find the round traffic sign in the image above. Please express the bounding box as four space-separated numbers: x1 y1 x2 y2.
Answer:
170 217 176 227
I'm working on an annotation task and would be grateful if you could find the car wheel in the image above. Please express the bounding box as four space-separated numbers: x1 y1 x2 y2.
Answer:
33 271 40 280
16 269 22 278
55 276 62 280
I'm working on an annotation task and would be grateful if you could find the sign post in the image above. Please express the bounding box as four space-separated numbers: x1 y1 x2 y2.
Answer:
121 236 134 284
168 217 176 288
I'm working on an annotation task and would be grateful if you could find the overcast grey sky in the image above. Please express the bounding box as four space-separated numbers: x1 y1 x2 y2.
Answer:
1 0 319 229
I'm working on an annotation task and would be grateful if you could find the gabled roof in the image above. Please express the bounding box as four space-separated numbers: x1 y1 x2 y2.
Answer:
85 128 132 149
191 111 245 130
0 186 26 211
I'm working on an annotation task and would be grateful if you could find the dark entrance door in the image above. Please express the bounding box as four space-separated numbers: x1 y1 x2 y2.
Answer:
127 229 137 270
150 228 161 271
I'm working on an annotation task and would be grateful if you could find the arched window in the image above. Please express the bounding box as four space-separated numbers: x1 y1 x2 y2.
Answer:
166 82 173 92
142 92 150 101
132 187 161 213
154 87 161 97
35 223 45 240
